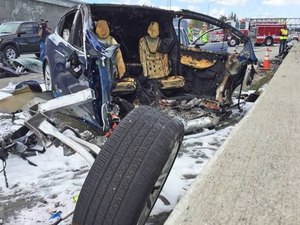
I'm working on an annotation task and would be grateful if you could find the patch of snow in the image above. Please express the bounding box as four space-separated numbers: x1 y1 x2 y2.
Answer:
0 92 12 100
150 126 233 216
0 113 89 224
0 82 16 94
0 146 88 225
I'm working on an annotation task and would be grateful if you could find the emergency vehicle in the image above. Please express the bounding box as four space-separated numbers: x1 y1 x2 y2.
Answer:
226 19 284 46
251 22 284 46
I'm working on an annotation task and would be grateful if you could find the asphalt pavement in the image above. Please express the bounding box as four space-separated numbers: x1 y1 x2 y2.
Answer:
165 43 300 225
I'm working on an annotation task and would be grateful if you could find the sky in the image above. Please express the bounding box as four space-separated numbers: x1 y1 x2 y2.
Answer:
83 0 300 19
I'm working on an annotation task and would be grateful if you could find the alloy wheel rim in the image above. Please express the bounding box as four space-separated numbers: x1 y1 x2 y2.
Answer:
137 140 180 225
6 48 16 59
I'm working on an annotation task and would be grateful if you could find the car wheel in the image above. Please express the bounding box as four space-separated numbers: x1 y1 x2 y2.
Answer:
4 45 18 59
228 38 237 47
264 37 273 46
44 63 53 91
72 106 184 225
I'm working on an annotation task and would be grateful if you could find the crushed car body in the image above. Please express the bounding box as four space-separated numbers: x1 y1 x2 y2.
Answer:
42 3 257 132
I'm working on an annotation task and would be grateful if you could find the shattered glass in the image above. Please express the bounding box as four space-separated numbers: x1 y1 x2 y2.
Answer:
9 58 43 73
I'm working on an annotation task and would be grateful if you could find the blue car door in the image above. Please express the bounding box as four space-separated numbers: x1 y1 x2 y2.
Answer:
46 9 87 96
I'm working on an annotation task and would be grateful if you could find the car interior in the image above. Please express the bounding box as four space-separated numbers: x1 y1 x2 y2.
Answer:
89 6 234 99
90 6 179 81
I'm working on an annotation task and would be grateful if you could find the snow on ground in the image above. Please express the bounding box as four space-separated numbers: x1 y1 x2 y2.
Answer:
0 92 11 100
149 99 254 218
1 146 89 225
0 99 254 225
151 127 233 215
0 113 90 225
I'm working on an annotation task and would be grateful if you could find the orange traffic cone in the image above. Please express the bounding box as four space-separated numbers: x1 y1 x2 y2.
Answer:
261 48 271 70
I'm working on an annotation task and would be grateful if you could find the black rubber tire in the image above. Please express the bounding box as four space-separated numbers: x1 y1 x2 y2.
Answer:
72 106 184 225
264 37 273 46
3 45 18 59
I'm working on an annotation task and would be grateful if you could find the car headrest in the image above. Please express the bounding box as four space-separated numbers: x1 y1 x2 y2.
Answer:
96 20 110 39
147 21 159 39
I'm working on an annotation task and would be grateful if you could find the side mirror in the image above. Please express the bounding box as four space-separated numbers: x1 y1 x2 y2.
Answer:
17 31 27 37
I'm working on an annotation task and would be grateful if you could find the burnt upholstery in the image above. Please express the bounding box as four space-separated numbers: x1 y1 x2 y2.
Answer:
96 20 136 93
139 21 184 89
96 20 126 79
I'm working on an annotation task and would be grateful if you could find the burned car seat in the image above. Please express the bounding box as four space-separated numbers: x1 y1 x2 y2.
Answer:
95 20 136 94
139 21 185 90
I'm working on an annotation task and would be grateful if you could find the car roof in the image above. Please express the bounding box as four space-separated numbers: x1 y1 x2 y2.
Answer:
89 3 173 13
62 3 249 45
66 3 176 16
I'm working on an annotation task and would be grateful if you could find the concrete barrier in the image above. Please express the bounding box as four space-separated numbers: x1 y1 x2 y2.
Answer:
165 44 300 225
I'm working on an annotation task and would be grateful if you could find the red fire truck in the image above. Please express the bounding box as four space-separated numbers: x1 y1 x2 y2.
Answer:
225 19 285 46
252 22 284 46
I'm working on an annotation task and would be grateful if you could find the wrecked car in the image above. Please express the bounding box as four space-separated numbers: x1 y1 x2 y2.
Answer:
40 4 256 224
0 3 257 225
43 4 257 131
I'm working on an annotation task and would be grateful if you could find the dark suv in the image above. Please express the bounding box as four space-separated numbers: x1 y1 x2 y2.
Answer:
0 21 40 59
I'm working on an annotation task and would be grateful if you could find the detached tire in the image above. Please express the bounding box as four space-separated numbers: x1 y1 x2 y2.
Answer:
72 106 184 225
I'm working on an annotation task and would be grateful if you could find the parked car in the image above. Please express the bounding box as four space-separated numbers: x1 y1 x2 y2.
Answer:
43 4 257 225
0 21 40 59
